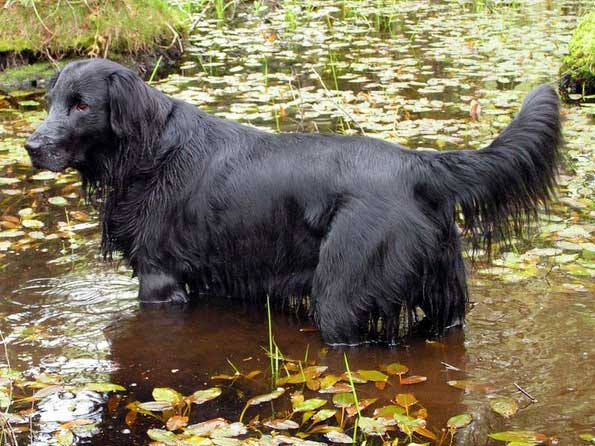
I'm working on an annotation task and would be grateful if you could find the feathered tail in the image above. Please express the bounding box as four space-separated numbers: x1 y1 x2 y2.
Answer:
427 84 563 251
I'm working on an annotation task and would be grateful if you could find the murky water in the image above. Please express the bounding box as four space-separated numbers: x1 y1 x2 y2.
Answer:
1 1 595 445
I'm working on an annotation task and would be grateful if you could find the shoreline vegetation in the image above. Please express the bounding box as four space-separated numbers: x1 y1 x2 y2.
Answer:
0 0 188 90
559 11 595 101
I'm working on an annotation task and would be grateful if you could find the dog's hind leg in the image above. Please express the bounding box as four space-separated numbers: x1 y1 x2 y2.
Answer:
311 196 420 345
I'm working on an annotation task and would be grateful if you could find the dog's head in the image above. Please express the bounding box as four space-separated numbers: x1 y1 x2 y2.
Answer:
25 59 169 173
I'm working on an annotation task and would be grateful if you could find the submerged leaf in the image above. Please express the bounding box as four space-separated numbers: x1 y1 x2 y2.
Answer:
447 414 472 429
490 397 518 418
447 380 496 393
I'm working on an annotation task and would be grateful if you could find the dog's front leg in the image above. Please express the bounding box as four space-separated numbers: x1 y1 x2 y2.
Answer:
137 270 189 304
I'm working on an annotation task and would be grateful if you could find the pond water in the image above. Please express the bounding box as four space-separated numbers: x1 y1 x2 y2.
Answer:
1 1 595 445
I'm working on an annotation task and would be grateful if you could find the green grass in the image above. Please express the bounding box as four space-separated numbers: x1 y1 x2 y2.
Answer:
0 0 187 57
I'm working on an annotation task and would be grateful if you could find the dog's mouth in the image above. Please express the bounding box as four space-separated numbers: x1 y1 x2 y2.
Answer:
25 143 71 172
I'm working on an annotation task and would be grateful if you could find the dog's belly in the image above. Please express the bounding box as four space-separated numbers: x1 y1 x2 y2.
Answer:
185 222 322 302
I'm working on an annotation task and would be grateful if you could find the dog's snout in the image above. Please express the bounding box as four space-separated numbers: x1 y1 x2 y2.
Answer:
24 137 44 155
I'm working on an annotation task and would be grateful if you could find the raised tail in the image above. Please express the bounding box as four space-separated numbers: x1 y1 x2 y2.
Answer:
425 84 563 251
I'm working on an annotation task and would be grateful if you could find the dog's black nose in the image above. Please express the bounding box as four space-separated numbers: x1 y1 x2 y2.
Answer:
25 138 43 155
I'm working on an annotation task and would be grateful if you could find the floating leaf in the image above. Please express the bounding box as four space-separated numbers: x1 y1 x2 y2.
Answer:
318 383 352 394
311 409 337 424
339 372 367 384
82 383 126 393
56 429 74 446
0 230 24 238
447 414 472 429
447 380 496 393
324 431 353 443
166 415 189 431
186 418 228 436
48 196 69 206
396 393 417 409
488 431 547 443
210 422 247 438
356 370 388 382
246 387 285 406
33 384 65 399
579 433 595 443
320 374 340 389
147 428 178 442
190 387 222 404
490 397 518 418
345 398 377 417
386 363 409 376
332 393 355 408
374 405 405 418
138 401 174 412
153 387 184 404
0 368 23 380
264 419 299 430
0 389 10 408
0 177 19 185
31 171 58 181
358 416 386 436
293 398 327 412
400 376 427 385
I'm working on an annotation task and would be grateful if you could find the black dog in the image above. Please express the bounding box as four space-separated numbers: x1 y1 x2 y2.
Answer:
25 59 562 345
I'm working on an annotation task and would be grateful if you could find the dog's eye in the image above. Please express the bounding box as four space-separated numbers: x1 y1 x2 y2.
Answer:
74 103 89 112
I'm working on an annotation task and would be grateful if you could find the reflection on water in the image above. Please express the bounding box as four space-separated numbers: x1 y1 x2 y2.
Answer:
1 0 595 444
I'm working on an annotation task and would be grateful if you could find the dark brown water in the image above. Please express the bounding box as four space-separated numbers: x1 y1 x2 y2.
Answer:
1 1 595 445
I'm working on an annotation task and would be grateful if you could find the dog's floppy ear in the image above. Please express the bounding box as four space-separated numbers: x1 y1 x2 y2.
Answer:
107 69 172 143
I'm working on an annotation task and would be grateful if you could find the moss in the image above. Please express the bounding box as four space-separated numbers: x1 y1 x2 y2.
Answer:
0 62 58 88
563 12 595 79
560 12 595 100
0 0 187 57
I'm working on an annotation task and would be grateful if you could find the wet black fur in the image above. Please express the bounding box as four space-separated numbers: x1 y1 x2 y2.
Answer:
25 59 562 345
